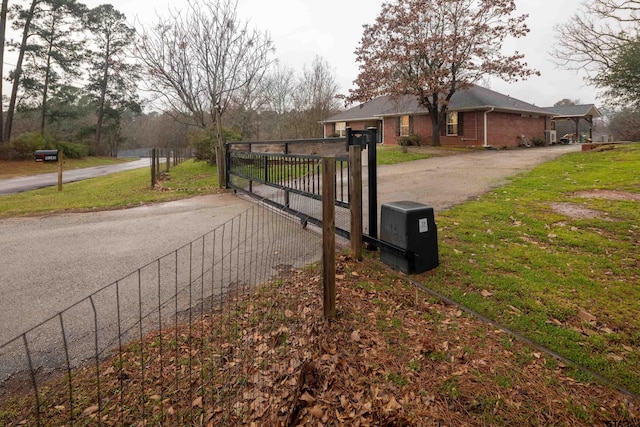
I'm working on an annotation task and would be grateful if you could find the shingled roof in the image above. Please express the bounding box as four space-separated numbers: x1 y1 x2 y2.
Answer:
323 84 554 123
544 104 602 119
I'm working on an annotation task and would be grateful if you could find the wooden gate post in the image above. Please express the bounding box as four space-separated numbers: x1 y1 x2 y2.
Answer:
151 148 156 188
322 157 336 319
349 145 363 260
57 150 63 192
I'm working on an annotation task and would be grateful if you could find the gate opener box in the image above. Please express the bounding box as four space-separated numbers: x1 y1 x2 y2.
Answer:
380 201 439 274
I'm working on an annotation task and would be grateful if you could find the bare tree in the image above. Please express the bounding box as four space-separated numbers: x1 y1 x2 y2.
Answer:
292 55 340 138
552 0 640 73
135 0 273 176
263 62 296 139
348 0 538 146
554 98 580 107
552 0 640 107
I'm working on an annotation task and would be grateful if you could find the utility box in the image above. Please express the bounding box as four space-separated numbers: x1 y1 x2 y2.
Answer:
380 201 439 274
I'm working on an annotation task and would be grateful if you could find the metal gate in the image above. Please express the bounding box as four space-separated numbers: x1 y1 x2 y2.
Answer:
225 138 352 237
225 129 380 244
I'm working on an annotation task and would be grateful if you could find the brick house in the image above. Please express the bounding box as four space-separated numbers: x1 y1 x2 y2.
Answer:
322 84 556 148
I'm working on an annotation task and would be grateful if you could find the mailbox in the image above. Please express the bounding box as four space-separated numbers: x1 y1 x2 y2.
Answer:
380 201 439 274
35 150 59 162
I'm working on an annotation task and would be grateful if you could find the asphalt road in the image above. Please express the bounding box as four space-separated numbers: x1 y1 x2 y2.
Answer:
0 158 152 194
0 143 581 384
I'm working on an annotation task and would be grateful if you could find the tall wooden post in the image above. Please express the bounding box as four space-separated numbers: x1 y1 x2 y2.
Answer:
151 148 156 187
322 157 336 319
349 145 363 260
57 150 63 192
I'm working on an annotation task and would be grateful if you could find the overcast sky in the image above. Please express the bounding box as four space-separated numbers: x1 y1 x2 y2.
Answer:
83 0 597 108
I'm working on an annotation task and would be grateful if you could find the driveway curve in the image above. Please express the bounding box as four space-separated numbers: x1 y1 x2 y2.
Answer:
0 143 581 384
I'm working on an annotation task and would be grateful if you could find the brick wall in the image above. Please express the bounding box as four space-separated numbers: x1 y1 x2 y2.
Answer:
486 112 547 148
327 110 549 147
380 111 548 148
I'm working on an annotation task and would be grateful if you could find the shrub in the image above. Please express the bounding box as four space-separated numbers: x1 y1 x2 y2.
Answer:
398 134 421 147
56 141 89 159
189 127 242 163
7 132 54 160
532 137 547 147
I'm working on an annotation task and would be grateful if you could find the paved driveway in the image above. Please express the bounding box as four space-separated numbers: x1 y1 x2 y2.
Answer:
0 158 151 194
0 144 581 383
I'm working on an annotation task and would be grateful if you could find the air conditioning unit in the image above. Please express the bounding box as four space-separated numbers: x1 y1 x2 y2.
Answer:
545 130 557 145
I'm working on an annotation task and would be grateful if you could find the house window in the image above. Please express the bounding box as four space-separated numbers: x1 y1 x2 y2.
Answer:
334 122 346 137
399 115 410 137
446 112 459 136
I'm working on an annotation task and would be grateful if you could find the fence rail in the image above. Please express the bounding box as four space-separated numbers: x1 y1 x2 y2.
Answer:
226 139 352 238
150 147 194 187
0 196 323 426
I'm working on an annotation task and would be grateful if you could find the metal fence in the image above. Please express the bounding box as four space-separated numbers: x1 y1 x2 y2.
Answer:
0 194 323 426
151 147 194 187
226 138 353 239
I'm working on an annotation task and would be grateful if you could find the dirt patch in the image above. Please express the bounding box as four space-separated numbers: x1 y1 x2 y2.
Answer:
550 202 610 220
574 190 640 202
550 190 640 219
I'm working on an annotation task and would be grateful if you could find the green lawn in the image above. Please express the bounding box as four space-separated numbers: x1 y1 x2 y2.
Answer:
376 145 431 164
419 143 640 394
0 157 132 178
0 159 221 218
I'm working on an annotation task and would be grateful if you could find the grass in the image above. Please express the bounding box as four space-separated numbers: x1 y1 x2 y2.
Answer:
1 144 639 394
0 159 221 218
376 145 431 165
419 142 640 394
0 157 132 178
1 145 639 424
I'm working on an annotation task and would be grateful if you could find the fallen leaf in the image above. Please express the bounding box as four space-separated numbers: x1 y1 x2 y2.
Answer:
607 354 624 362
578 308 597 324
351 329 361 342
309 405 324 418
385 396 402 413
82 405 99 417
481 290 493 297
299 392 315 405
192 396 203 408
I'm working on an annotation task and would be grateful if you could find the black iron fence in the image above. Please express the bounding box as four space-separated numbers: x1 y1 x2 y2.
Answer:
0 196 323 426
226 138 353 238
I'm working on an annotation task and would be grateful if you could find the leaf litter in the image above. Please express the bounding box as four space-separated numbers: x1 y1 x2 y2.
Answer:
1 255 639 426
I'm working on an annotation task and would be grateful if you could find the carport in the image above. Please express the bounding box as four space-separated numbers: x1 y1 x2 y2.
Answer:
547 104 602 142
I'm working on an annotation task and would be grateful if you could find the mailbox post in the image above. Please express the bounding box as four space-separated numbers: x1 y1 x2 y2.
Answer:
34 149 63 191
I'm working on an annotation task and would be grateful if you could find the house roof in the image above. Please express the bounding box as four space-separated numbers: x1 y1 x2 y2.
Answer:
323 84 554 123
543 104 602 119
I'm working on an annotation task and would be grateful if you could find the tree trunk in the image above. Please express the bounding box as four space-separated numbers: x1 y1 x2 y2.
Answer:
0 0 9 143
5 0 39 143
95 39 111 152
214 106 225 188
40 41 54 134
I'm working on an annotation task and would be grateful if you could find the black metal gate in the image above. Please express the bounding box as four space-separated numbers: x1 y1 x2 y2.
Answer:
226 138 352 237
225 129 380 243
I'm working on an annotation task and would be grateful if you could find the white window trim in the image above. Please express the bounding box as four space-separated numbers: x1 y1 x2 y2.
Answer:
447 112 458 136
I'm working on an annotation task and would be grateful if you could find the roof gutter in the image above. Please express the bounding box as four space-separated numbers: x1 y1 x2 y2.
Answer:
483 107 495 147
